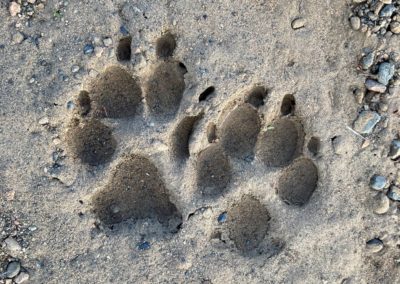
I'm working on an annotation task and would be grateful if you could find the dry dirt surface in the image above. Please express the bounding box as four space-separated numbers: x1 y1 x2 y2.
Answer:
1 0 400 283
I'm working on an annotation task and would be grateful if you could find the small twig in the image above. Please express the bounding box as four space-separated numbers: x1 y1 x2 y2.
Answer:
346 125 366 140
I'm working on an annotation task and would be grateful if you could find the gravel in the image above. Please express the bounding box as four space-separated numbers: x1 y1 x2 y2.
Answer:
3 237 22 253
366 238 384 253
361 52 374 70
103 38 113 47
387 185 400 201
137 241 151 251
291 18 306 30
378 62 395 85
373 193 390 215
353 110 381 134
365 79 387 93
9 2 21 17
350 16 361 30
83 44 94 54
369 175 387 190
14 272 29 284
389 139 400 159
5 261 21 278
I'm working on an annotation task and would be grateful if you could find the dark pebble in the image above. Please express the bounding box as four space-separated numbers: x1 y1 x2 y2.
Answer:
83 44 94 54
120 26 129 35
217 212 227 223
137 241 151 251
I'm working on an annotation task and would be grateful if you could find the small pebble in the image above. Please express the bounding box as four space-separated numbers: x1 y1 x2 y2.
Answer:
71 65 80 73
38 117 49 125
89 69 99 78
390 21 400 34
5 261 20 278
380 4 396 17
12 32 25 44
389 139 400 159
353 110 381 134
387 185 400 201
354 88 364 104
9 2 21 17
291 18 306 30
361 52 374 70
365 79 386 93
137 241 151 251
83 44 94 54
378 62 395 85
217 212 227 223
350 16 361 30
366 238 384 253
370 175 387 190
373 193 390 215
14 272 29 284
3 237 22 253
103 37 113 47
120 26 129 35
94 46 104 57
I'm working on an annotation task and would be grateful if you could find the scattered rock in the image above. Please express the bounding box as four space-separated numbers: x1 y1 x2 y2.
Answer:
366 238 384 253
350 16 361 30
3 237 22 253
217 212 227 223
291 18 306 30
390 21 400 34
83 44 94 54
137 241 151 251
71 65 80 73
365 79 386 93
353 110 381 134
378 62 395 85
389 139 400 159
38 117 49 125
373 193 390 214
5 261 21 278
387 185 400 201
14 272 29 284
12 32 25 45
103 37 113 47
361 52 374 70
369 175 388 190
380 4 396 18
9 2 21 17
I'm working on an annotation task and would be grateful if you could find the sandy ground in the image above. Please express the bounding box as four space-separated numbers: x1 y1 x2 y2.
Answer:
1 0 400 283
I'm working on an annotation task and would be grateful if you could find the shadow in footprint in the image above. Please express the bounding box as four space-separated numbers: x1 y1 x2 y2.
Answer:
88 66 142 118
92 154 182 231
226 195 271 253
170 113 203 161
65 119 116 166
219 103 261 160
280 94 295 116
144 61 186 118
244 86 268 108
196 144 231 198
116 36 132 62
277 157 318 206
256 118 304 167
156 32 176 59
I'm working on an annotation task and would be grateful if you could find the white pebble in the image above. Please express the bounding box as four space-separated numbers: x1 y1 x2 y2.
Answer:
14 272 30 284
103 37 113 47
38 117 49 125
9 2 21 17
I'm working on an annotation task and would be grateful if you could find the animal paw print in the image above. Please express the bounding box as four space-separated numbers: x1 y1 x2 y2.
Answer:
63 32 319 256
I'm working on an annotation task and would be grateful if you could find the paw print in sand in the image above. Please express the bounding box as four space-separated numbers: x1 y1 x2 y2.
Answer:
63 32 319 256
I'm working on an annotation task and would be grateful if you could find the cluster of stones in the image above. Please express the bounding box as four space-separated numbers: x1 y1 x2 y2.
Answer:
9 0 46 18
353 49 399 135
349 0 400 37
